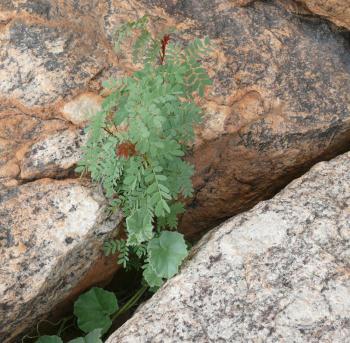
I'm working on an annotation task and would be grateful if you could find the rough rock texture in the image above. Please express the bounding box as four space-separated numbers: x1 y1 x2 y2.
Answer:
107 151 350 343
0 0 349 238
298 0 350 30
148 0 350 237
0 179 122 342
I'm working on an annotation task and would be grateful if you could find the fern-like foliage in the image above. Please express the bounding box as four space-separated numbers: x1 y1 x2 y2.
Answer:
77 16 212 288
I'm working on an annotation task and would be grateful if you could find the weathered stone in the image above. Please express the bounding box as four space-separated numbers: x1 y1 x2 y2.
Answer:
60 93 103 126
0 16 107 110
298 0 350 30
1 24 79 108
0 111 68 185
19 128 87 180
107 151 350 343
0 179 122 342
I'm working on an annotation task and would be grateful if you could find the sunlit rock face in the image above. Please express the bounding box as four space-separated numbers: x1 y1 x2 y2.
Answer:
107 151 350 343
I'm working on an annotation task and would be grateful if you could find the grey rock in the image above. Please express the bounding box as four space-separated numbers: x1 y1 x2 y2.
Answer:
107 151 350 343
0 18 106 108
0 179 122 342
20 128 87 180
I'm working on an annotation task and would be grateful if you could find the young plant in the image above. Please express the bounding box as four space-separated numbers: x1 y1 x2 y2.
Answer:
76 16 212 288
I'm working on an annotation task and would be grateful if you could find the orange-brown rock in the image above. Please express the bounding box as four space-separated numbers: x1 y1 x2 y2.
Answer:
297 0 350 30
0 0 350 340
147 0 350 237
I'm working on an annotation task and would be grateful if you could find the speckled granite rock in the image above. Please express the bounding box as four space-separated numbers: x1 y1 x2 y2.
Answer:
0 179 122 343
19 128 87 180
107 151 350 343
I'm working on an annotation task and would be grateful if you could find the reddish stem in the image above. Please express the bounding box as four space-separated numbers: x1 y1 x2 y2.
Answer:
160 34 170 65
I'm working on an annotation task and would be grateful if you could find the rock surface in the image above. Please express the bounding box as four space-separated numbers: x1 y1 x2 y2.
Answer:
19 128 86 180
0 179 122 342
107 151 350 343
0 0 349 237
149 0 350 237
299 0 350 30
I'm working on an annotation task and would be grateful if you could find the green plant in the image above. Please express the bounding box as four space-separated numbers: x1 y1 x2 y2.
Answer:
76 15 212 288
36 337 64 343
33 285 148 343
32 16 211 343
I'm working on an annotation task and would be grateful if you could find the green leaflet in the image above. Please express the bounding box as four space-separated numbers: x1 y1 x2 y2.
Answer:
126 208 154 244
143 263 164 288
157 202 185 229
74 287 118 334
34 326 103 343
148 231 188 279
103 239 130 267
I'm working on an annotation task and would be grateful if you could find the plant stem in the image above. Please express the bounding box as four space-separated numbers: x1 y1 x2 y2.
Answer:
57 316 72 336
111 284 148 322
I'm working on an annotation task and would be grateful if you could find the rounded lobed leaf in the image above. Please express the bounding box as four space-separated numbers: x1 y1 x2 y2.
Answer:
74 287 118 334
147 231 188 279
143 263 164 288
